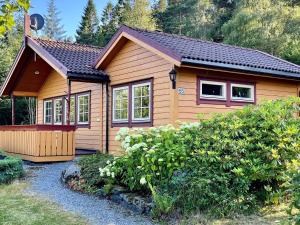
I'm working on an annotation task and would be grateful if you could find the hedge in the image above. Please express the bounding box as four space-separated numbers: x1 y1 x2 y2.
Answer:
0 152 23 184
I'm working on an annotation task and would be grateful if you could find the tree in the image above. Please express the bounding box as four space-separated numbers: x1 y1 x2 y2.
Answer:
221 0 300 64
0 0 30 36
123 0 156 30
161 0 216 39
43 0 66 40
98 1 115 46
76 0 99 45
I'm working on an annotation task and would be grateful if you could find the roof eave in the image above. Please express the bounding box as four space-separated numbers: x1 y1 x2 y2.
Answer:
181 58 300 81
67 72 110 83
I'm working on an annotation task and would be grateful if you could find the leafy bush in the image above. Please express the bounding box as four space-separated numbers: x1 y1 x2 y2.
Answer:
78 153 113 192
102 125 192 191
100 97 300 217
0 152 23 184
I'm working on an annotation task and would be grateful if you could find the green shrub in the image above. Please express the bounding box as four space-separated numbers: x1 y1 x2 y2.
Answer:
0 153 23 184
78 153 113 192
100 97 300 217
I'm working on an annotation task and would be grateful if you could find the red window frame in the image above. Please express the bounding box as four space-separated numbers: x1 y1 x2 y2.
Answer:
197 77 256 107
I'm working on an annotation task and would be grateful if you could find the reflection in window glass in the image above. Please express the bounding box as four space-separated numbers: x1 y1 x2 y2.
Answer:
133 83 150 121
78 95 89 124
44 100 52 124
113 87 128 121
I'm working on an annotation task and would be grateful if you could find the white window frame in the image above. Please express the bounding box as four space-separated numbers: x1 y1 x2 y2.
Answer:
132 82 151 122
200 80 227 100
54 98 63 125
112 86 129 123
231 83 254 102
64 96 75 125
44 100 52 124
77 93 90 125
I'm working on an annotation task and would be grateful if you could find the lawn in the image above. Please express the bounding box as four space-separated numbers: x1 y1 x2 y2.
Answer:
0 182 88 225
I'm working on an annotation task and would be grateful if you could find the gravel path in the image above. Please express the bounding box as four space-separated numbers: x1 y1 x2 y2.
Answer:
24 160 155 225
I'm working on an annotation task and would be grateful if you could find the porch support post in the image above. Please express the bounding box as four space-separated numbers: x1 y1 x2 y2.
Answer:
67 79 72 125
11 94 15 125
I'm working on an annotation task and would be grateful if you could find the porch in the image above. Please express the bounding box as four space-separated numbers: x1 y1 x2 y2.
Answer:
0 125 76 162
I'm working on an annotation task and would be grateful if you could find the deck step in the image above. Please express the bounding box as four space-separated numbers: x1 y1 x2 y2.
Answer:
75 149 97 156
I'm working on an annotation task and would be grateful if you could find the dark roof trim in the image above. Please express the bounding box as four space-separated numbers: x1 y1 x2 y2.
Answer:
182 58 300 80
94 25 182 68
67 72 110 83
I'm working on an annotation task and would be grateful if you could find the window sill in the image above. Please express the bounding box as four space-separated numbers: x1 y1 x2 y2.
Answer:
112 121 152 128
197 98 255 107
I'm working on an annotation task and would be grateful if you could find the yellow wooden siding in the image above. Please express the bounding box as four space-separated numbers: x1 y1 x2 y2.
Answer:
104 40 173 155
0 130 75 162
37 70 103 151
176 68 299 122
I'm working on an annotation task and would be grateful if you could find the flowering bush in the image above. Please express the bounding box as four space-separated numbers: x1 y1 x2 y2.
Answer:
99 97 300 217
100 125 193 191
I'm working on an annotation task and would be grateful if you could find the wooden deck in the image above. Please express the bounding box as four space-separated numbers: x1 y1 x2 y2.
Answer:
0 125 76 162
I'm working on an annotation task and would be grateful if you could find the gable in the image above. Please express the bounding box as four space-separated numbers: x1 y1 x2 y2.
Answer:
105 40 173 83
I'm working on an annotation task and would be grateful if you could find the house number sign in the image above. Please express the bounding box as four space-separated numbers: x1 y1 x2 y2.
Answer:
178 87 185 95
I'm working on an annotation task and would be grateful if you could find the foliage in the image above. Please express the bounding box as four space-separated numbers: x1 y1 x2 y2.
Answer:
77 153 113 192
222 0 300 63
286 159 300 224
123 0 156 30
42 0 66 40
99 97 300 217
76 0 99 46
101 125 192 191
0 152 23 184
0 0 30 36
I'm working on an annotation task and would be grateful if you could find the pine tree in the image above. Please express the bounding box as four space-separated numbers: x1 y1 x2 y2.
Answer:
123 0 156 30
76 0 99 45
43 0 66 40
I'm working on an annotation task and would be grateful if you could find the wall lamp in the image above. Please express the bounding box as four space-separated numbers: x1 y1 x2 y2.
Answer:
169 68 177 89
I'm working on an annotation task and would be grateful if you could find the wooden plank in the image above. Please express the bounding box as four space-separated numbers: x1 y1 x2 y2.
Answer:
62 132 68 156
45 131 52 156
56 132 63 156
39 131 46 156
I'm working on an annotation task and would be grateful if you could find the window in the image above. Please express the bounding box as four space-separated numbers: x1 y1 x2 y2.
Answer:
132 82 151 121
113 87 129 122
54 98 63 124
44 100 52 124
64 96 75 125
112 79 153 126
44 92 91 127
77 94 90 124
200 80 226 100
197 77 256 106
231 83 254 102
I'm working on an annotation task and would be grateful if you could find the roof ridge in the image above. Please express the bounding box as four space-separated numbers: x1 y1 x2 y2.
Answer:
123 25 265 53
32 37 103 50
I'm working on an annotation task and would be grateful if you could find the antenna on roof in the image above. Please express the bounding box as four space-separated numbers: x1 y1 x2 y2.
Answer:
24 13 45 37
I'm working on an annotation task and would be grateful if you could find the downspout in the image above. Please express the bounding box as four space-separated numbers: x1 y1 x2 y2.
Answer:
105 81 110 154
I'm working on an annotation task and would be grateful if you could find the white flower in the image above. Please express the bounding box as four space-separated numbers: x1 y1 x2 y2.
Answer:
111 172 115 178
106 160 111 165
100 172 104 177
156 173 160 176
140 177 147 185
106 171 111 177
158 158 164 162
137 166 142 169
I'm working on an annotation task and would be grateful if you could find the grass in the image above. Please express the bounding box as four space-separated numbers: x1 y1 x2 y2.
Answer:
0 182 88 225
177 205 291 225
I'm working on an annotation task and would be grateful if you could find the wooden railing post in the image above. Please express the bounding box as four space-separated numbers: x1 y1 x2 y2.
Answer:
66 79 72 125
11 94 15 125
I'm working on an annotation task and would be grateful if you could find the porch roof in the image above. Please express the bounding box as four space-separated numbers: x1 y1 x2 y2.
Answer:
0 36 109 96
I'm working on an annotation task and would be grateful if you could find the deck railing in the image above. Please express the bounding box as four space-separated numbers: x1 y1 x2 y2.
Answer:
0 125 76 162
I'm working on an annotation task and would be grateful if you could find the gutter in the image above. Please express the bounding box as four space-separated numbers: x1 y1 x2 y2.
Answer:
181 58 300 81
105 81 110 154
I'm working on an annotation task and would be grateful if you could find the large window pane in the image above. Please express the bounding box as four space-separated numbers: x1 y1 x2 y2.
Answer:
54 99 63 124
113 87 128 122
132 83 151 121
231 84 254 102
44 100 52 124
64 96 75 125
200 81 226 99
78 94 90 124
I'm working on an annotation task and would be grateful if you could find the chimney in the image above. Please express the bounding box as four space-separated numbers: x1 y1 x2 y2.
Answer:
24 14 30 36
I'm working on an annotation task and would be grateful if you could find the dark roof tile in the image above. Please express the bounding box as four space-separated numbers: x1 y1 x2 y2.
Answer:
34 38 107 78
127 26 300 77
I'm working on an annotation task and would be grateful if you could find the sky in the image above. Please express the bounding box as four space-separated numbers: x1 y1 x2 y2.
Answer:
29 0 116 39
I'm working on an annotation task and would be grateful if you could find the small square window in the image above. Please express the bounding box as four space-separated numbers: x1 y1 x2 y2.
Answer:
231 84 254 102
200 80 226 100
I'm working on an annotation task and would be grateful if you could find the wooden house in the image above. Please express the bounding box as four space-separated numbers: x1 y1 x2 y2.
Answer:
1 18 300 161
